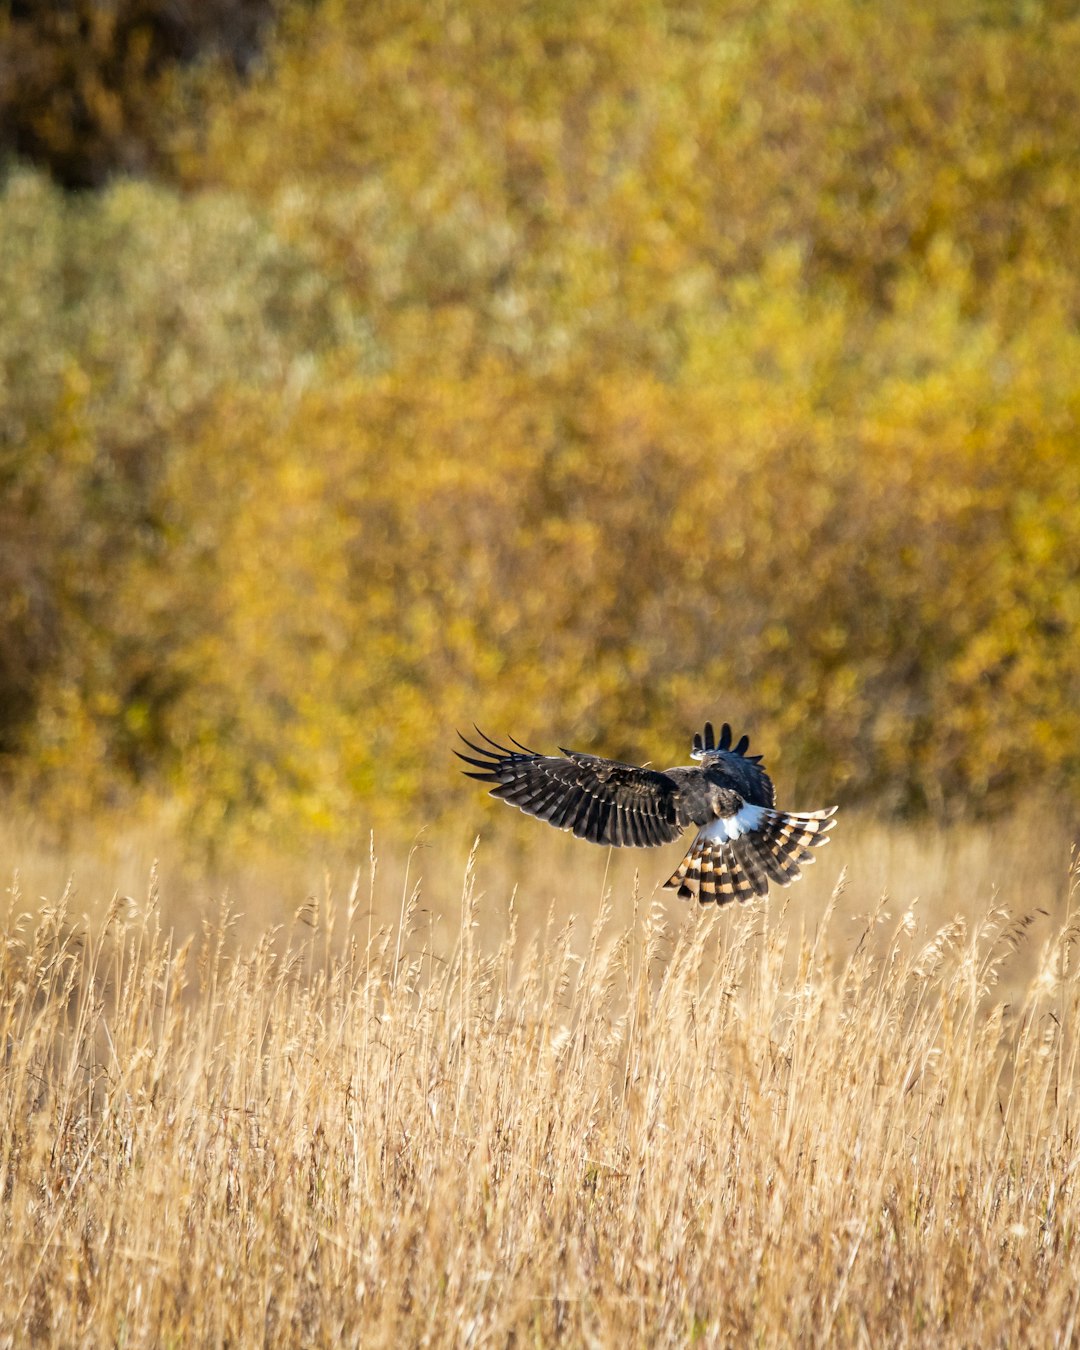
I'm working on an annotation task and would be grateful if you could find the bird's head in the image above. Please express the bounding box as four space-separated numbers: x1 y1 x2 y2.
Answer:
690 723 715 761
691 721 758 767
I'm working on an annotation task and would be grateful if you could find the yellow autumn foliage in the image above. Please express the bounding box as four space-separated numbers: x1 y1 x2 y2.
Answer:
2 0 1079 846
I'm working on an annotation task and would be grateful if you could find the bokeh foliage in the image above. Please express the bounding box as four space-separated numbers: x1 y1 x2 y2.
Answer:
0 0 278 187
2 0 1079 844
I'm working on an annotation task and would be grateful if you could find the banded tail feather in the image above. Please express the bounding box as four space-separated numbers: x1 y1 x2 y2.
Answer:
664 805 837 905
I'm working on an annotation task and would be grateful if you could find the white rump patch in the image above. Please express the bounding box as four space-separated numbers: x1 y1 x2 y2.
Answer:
702 802 767 843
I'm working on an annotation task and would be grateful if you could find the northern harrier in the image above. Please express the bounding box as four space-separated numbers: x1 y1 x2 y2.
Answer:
456 721 836 905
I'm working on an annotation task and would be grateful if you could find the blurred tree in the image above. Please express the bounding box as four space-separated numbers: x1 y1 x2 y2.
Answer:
0 167 373 791
0 0 278 186
2 0 1079 842
176 0 1080 369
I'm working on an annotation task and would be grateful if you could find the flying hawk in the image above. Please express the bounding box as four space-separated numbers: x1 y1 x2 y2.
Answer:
456 721 836 905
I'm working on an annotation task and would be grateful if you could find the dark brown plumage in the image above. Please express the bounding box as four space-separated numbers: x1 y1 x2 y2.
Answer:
457 721 837 906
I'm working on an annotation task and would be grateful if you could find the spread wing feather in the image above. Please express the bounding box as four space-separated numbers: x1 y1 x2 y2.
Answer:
456 731 690 847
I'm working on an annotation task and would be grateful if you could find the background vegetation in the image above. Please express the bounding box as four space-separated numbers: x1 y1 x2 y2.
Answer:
2 0 1078 851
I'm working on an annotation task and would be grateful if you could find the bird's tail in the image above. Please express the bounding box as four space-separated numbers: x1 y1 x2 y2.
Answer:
664 806 837 905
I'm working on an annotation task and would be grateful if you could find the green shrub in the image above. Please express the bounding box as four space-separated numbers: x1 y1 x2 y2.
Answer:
0 167 373 776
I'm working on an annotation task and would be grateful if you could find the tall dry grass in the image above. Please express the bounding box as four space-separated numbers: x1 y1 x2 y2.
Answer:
2 827 1080 1346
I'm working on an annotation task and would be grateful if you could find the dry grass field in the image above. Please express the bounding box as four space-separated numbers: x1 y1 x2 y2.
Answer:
2 811 1079 1347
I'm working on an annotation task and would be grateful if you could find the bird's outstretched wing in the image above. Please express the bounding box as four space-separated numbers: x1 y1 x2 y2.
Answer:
455 730 691 847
